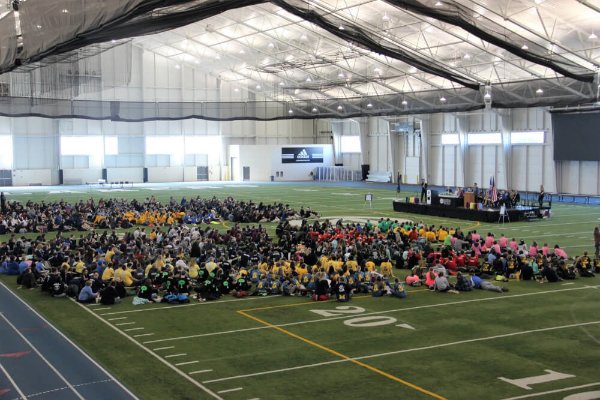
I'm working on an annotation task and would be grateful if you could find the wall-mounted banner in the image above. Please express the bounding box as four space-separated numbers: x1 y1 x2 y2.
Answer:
281 147 324 164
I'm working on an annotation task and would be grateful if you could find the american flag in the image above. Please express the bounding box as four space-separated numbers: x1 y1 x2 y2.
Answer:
489 176 498 203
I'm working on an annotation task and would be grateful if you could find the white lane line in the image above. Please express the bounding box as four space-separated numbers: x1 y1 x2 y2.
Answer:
0 313 86 400
115 322 136 326
72 300 223 400
153 346 175 351
203 319 600 384
500 382 600 399
0 283 138 400
0 361 28 399
189 370 213 375
107 317 128 321
99 295 281 316
175 361 199 366
14 379 113 400
133 333 154 338
124 327 144 332
217 388 243 394
164 354 187 359
146 285 600 344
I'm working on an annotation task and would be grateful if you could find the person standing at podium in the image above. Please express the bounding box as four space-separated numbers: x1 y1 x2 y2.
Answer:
538 184 545 208
420 180 428 203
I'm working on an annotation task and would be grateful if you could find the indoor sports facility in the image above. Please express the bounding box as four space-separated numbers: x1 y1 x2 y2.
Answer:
0 1 600 399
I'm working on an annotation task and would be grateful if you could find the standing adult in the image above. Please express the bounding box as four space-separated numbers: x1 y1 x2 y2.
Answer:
0 192 5 213
420 180 428 203
594 226 600 257
538 184 545 208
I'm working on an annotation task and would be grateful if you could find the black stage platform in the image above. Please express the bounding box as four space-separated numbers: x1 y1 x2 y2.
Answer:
392 201 550 222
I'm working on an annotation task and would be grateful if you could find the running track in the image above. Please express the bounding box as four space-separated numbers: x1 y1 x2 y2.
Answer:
0 282 138 400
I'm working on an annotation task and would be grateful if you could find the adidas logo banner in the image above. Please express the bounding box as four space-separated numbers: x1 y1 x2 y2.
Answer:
281 147 324 163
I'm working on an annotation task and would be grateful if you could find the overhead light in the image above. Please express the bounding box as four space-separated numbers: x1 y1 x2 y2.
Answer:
374 67 382 74
401 99 408 105
288 109 294 114
36 24 42 29
111 39 116 44
521 44 529 50
366 103 373 108
463 53 471 59
306 76 312 82
195 60 200 64
255 84 261 90
239 49 245 54
408 66 417 73
233 88 239 92
589 32 598 40
536 88 543 95
534 0 544 4
301 34 307 40
61 8 69 13
279 81 285 86
294 89 300 95
435 1 443 6
312 107 318 113
268 42 275 48
440 96 447 102
215 54 221 60
338 72 345 78
175 64 181 70
382 13 390 21
339 25 345 30
337 105 343 111
484 92 492 100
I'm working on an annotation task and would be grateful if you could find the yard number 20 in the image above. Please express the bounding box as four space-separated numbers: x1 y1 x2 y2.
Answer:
310 306 398 327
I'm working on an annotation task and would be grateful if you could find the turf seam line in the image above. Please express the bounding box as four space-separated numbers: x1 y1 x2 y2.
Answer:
0 282 139 400
204 319 600 384
0 313 86 400
144 285 599 344
237 310 447 400
71 299 224 400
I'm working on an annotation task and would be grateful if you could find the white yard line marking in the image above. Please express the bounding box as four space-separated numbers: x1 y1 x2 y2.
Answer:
94 308 112 311
189 370 213 375
217 388 243 394
175 361 199 366
87 303 100 307
561 283 575 285
71 300 223 400
124 327 144 332
133 333 154 338
147 285 600 344
164 354 187 359
99 296 280 316
0 283 138 400
0 361 27 399
107 317 128 321
0 313 86 400
204 319 600 384
115 322 136 326
153 346 175 351
500 382 600 400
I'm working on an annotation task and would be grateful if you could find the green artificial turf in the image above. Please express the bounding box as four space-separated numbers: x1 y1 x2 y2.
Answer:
2 182 600 399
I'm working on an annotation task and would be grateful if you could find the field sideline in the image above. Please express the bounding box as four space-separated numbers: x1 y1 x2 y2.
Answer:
1 181 599 399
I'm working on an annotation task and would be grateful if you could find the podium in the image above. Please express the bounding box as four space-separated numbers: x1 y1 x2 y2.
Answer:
463 192 475 208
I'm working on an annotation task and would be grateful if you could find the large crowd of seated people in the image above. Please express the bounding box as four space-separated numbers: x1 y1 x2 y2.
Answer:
0 196 597 305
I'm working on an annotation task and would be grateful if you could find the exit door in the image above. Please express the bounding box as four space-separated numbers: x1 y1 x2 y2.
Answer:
243 167 250 181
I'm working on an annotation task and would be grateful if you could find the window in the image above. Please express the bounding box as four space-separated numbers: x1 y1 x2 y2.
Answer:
340 135 361 153
0 136 12 169
441 134 459 145
467 133 501 145
511 131 544 144
60 136 104 156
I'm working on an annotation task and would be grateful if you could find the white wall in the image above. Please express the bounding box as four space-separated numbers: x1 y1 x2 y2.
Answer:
12 169 53 186
62 168 102 184
147 167 184 183
106 168 143 183
237 144 334 181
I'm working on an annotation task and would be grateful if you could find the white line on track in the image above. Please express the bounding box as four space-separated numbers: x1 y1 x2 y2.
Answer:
0 313 86 400
0 361 28 399
217 387 243 394
0 283 139 400
10 379 113 400
153 346 174 351
189 370 213 375
164 354 187 359
175 361 199 366
72 300 223 399
99 295 280 316
500 382 600 399
203 320 600 384
146 285 600 344
115 322 136 326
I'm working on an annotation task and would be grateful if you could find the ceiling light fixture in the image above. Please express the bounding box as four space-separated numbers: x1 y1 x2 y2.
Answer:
175 64 181 69
402 99 408 105
440 96 447 102
337 105 343 111
268 42 275 48
239 49 245 54
589 32 598 40
36 24 42 29
463 53 471 59
435 1 443 6
61 8 69 13
256 84 261 90
234 88 239 92
306 77 312 82
536 88 543 95
301 34 307 40
382 13 390 21
366 103 373 108
279 81 285 86
521 44 529 50
484 92 492 100
288 109 294 114
408 66 417 73
312 107 318 113
338 72 345 78
339 25 345 30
